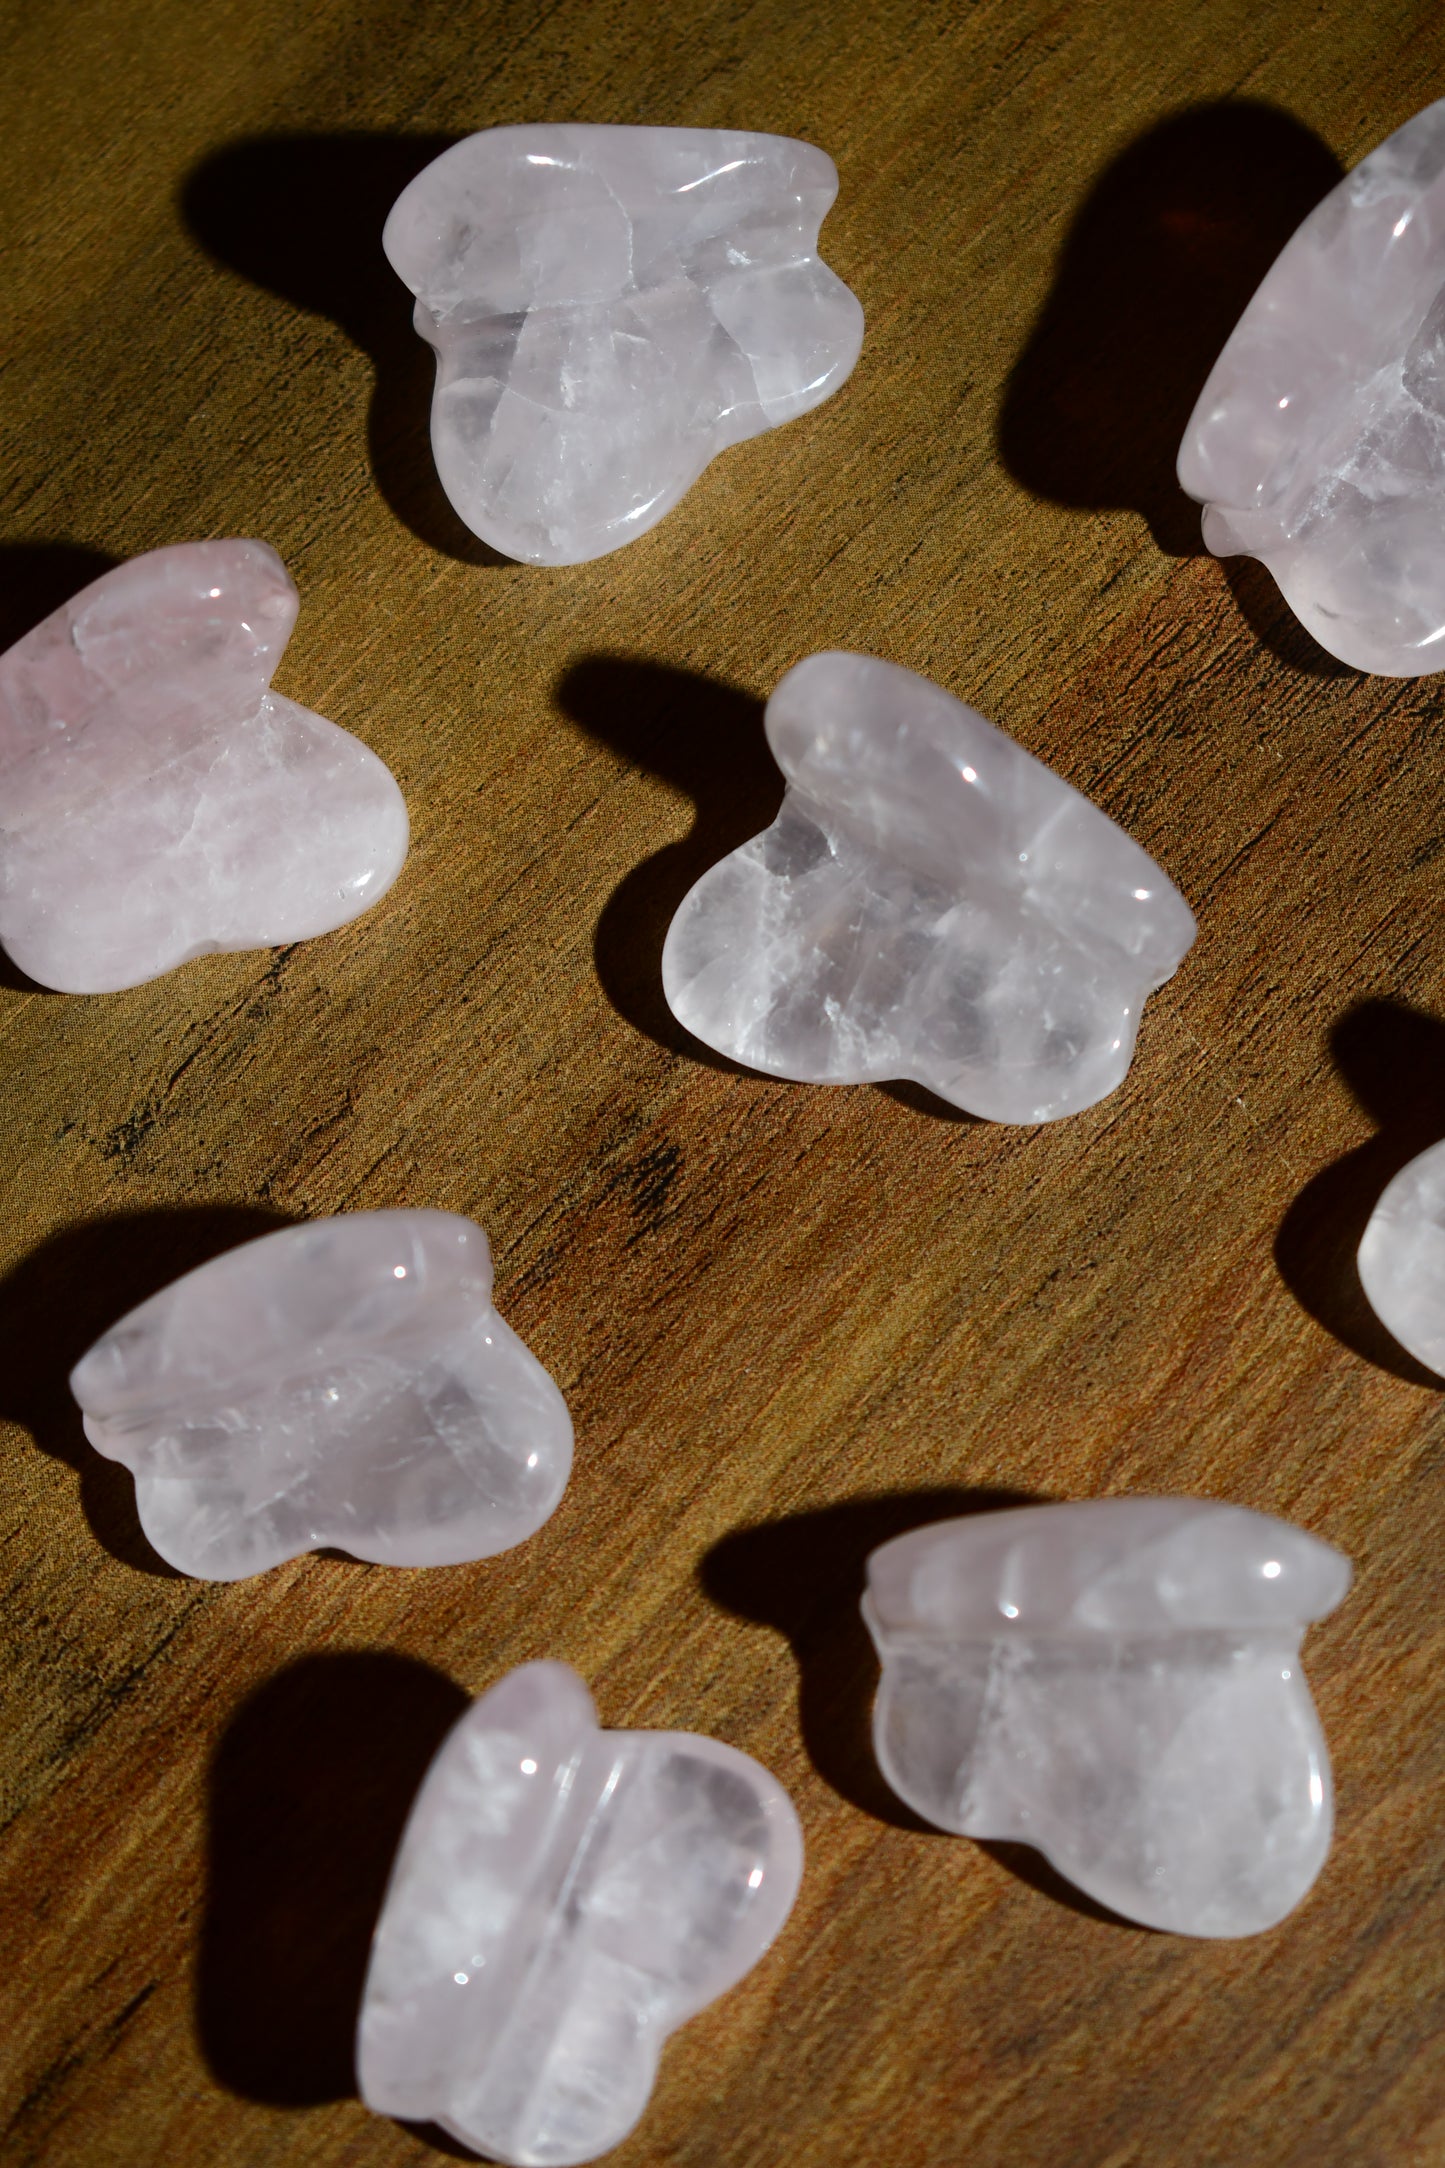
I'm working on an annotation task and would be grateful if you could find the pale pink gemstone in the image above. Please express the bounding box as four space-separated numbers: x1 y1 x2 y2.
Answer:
0 539 408 991
358 1662 804 2166
384 126 864 565
1179 99 1445 674
70 1211 573 1580
865 1498 1352 1936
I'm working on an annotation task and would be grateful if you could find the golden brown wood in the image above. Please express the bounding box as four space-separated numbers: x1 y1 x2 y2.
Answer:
2 2 1444 2162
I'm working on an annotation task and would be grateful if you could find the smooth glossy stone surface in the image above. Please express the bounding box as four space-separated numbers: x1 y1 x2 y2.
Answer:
662 652 1196 1122
1179 99 1445 674
71 1211 571 1579
358 1660 803 2167
865 1499 1351 1937
0 539 408 993
383 125 863 565
1358 1138 1445 1373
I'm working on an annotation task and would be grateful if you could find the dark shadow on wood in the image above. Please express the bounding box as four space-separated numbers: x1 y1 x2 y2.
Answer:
972 1839 1148 1932
181 135 511 566
1220 556 1355 681
198 1651 468 2108
0 541 120 652
555 655 782 1070
401 2122 487 2161
878 1080 979 1125
1275 999 1445 1385
998 100 1343 620
0 1205 295 1574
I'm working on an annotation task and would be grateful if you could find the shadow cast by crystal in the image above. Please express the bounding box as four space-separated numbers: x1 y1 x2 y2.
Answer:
180 135 511 566
1219 557 1356 683
400 2122 485 2163
1275 999 1445 1385
998 100 1343 579
0 1204 294 1574
970 1837 1147 1931
197 1651 468 2110
555 655 783 1071
877 1079 979 1127
0 540 120 654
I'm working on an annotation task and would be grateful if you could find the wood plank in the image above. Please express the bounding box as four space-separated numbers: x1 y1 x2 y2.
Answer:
0 1 1442 2162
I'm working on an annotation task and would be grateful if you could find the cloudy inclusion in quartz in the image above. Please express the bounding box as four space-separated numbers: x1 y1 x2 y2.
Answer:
71 1211 572 1579
864 1498 1351 1937
662 652 1196 1123
1179 98 1445 674
358 1661 803 2166
0 540 407 992
383 125 863 565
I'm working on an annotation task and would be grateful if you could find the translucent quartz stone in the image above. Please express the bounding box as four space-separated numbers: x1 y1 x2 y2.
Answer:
1179 99 1445 674
383 125 863 565
0 540 408 992
661 652 1196 1122
1358 1138 1445 1373
864 1499 1352 1936
70 1212 571 1580
358 1661 803 2166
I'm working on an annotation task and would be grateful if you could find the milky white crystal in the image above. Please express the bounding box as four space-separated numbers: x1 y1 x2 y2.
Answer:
383 125 863 565
358 1660 802 2166
864 1499 1351 1936
1358 1138 1445 1373
1179 99 1445 674
70 1211 571 1579
0 540 407 993
661 652 1196 1122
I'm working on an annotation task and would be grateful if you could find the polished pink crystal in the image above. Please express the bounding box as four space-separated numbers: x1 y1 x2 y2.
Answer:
358 1661 804 2165
0 540 408 992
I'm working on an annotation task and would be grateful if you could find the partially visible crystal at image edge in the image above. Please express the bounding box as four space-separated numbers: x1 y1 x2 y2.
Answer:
357 1660 804 2168
383 124 864 565
0 539 409 993
70 1211 573 1579
1358 1137 1445 1374
864 1498 1352 1937
1178 97 1445 675
661 651 1197 1123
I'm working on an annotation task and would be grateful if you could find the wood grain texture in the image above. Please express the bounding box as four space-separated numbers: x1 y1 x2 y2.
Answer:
1 2 1443 2162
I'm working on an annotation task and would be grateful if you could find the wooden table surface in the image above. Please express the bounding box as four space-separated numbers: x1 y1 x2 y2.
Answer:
2 2 1444 2162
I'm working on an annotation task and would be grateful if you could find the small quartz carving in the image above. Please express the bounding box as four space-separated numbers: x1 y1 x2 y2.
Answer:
661 652 1196 1122
70 1211 571 1579
864 1499 1351 1936
358 1660 803 2166
1179 98 1445 674
0 540 408 992
1358 1138 1445 1374
383 125 863 565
